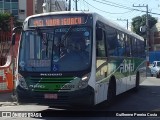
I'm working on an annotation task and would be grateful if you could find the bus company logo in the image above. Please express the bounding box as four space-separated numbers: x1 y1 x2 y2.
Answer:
40 73 62 76
1 112 42 118
1 112 11 117
29 84 45 89
120 61 134 73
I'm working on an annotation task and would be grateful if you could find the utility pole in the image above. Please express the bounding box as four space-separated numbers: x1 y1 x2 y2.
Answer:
75 0 78 11
117 18 129 30
68 0 71 11
133 4 149 66
68 0 78 11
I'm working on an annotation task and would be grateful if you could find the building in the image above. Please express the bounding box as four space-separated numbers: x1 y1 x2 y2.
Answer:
20 0 68 21
18 0 35 21
53 0 67 11
150 23 160 51
0 0 67 21
35 0 68 14
42 0 67 12
35 0 44 14
0 0 35 21
0 0 19 17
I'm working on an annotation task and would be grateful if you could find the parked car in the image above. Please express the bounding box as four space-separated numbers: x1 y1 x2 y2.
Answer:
149 61 160 78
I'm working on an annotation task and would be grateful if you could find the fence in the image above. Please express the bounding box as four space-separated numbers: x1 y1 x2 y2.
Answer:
0 31 11 66
0 55 13 92
0 31 20 92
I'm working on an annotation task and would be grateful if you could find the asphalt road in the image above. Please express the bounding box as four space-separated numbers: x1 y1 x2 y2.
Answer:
0 77 160 120
105 77 160 111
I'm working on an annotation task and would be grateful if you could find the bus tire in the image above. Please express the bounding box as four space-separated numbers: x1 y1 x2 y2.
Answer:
15 92 24 105
134 72 140 92
16 95 22 105
106 76 116 106
156 73 160 78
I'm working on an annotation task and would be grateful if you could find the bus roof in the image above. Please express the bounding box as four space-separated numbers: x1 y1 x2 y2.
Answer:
24 11 144 41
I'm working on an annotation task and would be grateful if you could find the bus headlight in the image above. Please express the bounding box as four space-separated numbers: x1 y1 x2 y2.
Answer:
18 74 28 90
78 74 90 89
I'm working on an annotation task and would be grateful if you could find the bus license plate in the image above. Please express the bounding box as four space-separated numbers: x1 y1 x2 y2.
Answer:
44 94 58 99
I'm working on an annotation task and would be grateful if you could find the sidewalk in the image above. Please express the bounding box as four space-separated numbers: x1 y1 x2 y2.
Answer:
0 92 17 106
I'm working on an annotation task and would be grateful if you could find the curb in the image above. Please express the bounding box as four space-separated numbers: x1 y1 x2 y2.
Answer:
0 102 18 107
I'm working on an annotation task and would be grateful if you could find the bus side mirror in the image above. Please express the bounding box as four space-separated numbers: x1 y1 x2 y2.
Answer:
11 33 16 45
96 28 103 41
11 26 22 45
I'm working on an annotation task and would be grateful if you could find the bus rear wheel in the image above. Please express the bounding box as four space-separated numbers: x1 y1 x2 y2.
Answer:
156 73 160 78
133 72 140 92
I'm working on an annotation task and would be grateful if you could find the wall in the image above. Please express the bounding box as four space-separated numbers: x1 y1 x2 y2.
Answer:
150 22 160 51
19 0 34 21
18 0 26 20
27 0 34 16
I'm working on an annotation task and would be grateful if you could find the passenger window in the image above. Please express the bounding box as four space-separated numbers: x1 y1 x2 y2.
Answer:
106 26 117 56
96 28 106 57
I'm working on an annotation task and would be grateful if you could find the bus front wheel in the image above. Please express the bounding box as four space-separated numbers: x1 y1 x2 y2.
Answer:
106 77 116 106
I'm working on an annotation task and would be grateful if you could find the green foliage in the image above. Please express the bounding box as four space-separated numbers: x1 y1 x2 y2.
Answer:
14 17 23 28
0 12 12 31
132 14 157 38
0 12 22 31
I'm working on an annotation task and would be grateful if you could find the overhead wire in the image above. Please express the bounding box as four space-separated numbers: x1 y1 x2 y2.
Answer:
79 0 89 11
83 0 89 11
84 0 133 14
94 0 134 10
93 0 160 15
83 0 160 28
100 0 142 19
90 0 160 15
82 0 160 29
119 0 151 23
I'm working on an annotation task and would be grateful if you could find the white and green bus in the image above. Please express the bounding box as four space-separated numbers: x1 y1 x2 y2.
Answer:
12 11 146 107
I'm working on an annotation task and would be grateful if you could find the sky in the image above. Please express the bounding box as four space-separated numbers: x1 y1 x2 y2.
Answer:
70 0 160 30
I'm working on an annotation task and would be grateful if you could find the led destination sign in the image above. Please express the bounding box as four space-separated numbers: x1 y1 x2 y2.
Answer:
29 16 85 27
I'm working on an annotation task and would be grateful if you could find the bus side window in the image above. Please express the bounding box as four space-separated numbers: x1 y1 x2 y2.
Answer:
96 28 106 57
106 26 117 56
125 36 131 57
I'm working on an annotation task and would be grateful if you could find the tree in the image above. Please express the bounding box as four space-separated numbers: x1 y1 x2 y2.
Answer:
0 12 22 32
0 12 22 65
132 14 157 38
0 12 12 31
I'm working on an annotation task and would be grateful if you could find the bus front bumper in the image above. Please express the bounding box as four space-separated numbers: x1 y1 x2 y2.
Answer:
16 85 94 107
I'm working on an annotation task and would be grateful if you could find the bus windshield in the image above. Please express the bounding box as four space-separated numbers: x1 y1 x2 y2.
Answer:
19 26 92 72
